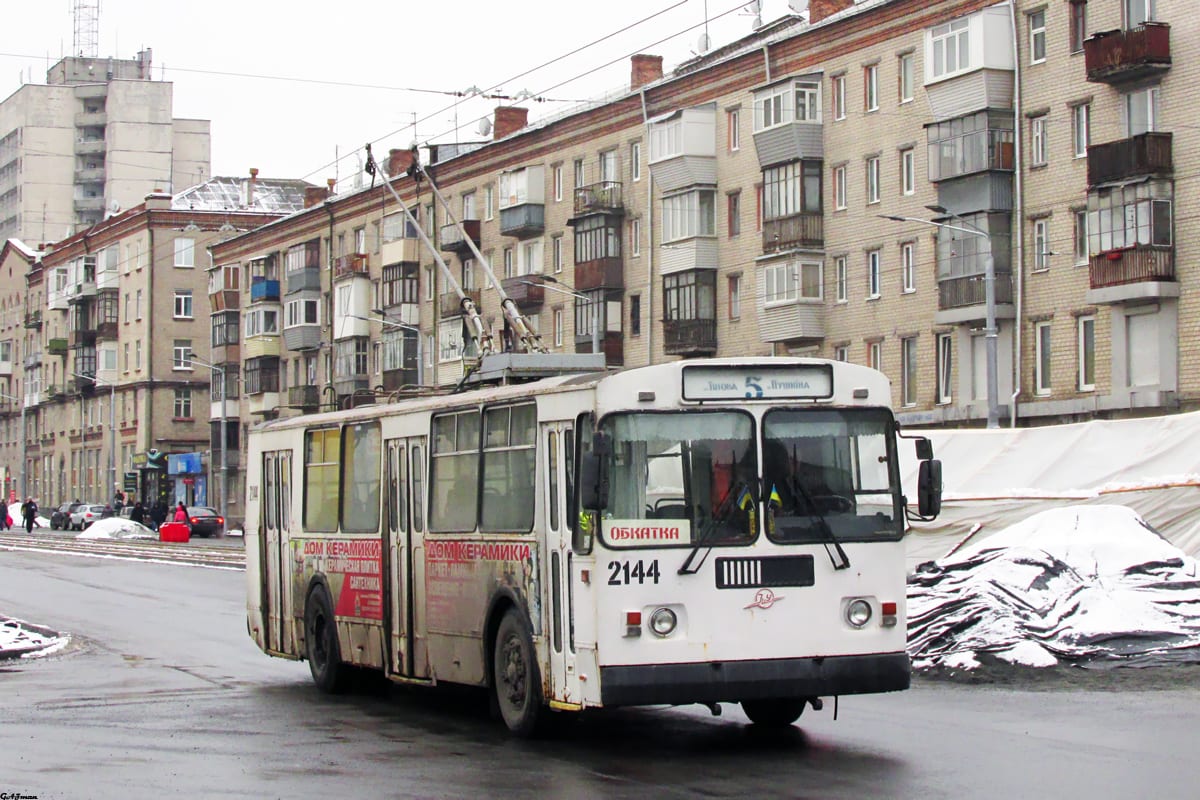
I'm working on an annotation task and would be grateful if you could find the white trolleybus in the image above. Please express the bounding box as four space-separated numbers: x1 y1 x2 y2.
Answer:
245 357 942 735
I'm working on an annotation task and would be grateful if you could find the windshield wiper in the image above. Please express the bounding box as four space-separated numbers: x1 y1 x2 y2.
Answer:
679 481 754 575
788 475 850 571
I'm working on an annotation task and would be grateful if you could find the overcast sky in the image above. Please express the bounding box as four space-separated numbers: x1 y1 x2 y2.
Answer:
0 0 798 188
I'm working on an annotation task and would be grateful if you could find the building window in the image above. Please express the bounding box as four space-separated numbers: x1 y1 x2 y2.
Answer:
1029 9 1046 63
833 165 847 210
552 236 563 273
926 110 1015 181
135 289 143 320
173 290 193 319
728 276 741 320
1078 315 1095 390
630 294 641 336
835 256 848 302
901 242 916 292
461 192 476 222
174 388 192 419
573 158 585 189
631 142 641 181
663 271 715 328
867 250 881 298
552 309 563 346
929 18 971 79
754 80 821 131
598 149 618 183
865 156 880 204
661 189 716 242
503 248 514 279
1035 321 1052 395
936 333 953 404
1033 219 1050 271
762 160 821 220
863 65 878 111
1087 180 1172 253
135 340 142 370
1073 104 1090 158
484 185 494 220
573 217 619 264
765 261 821 304
900 147 915 195
1074 209 1089 265
173 340 192 370
868 341 882 371
553 166 563 201
835 345 849 362
630 218 641 257
727 192 741 237
123 343 129 372
832 75 846 121
124 292 131 323
755 185 763 230
727 109 740 151
174 238 195 268
1070 1 1087 53
1126 0 1155 28
1124 86 1160 136
898 53 914 103
901 337 918 406
1031 115 1048 166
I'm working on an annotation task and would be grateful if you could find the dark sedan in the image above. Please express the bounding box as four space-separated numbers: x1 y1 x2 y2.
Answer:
186 506 225 538
50 502 84 530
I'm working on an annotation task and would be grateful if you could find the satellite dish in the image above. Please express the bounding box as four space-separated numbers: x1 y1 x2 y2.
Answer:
108 199 120 214
697 32 711 53
788 0 809 15
477 117 493 136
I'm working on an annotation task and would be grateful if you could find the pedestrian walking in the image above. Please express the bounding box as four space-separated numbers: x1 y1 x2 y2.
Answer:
129 501 145 525
21 497 38 533
173 501 189 523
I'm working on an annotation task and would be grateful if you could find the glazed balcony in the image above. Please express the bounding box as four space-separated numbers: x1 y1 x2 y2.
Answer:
96 320 118 340
440 288 482 317
575 257 624 291
762 213 823 254
1089 245 1174 290
440 219 481 254
286 385 320 411
1087 132 1172 187
24 310 42 328
572 182 624 218
938 271 1014 311
382 367 420 393
333 253 369 281
500 276 545 310
250 277 280 302
1085 23 1171 85
662 318 717 356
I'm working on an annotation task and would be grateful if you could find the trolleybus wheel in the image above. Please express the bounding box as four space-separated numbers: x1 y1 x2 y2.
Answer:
741 697 806 726
493 608 544 736
305 586 348 694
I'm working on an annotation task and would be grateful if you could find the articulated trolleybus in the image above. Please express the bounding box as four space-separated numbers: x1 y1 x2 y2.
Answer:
245 357 942 735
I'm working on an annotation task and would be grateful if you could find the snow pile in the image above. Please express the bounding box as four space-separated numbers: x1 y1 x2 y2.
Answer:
5 501 48 528
75 517 156 540
0 617 69 659
907 505 1200 670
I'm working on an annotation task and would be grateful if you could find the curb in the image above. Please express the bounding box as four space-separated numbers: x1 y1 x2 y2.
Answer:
0 616 66 661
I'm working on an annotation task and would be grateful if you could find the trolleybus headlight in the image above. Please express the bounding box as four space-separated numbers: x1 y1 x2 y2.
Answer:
845 599 872 628
649 607 678 637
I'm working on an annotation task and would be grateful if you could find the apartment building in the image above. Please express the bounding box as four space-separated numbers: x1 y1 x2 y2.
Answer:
0 0 1170 511
0 50 211 244
0 173 309 515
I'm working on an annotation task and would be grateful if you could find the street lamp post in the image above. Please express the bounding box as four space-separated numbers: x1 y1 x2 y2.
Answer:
70 372 117 498
879 213 999 429
184 354 227 524
522 276 600 356
0 390 26 501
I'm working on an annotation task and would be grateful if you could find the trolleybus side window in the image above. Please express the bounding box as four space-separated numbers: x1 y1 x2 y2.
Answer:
430 410 481 532
387 443 406 534
481 403 536 532
341 422 381 533
305 428 341 532
547 431 559 533
411 446 424 532
571 415 592 554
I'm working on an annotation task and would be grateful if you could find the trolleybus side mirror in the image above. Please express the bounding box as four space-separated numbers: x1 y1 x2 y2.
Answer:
917 458 942 518
914 437 933 461
579 431 611 511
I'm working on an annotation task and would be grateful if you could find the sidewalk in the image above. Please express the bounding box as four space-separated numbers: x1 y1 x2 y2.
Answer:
0 615 68 660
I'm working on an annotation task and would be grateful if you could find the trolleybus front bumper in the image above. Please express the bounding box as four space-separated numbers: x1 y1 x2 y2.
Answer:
598 652 909 706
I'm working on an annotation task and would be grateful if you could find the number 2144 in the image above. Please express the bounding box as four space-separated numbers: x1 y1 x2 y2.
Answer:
607 560 661 585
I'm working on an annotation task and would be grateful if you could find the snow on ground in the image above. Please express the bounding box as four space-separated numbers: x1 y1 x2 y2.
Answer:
5 501 49 528
908 505 1200 670
0 617 69 659
75 516 156 540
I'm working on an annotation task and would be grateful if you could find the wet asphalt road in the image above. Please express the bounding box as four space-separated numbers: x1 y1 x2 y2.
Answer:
1 545 1198 799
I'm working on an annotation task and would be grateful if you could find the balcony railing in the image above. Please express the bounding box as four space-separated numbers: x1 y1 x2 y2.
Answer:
440 288 482 317
1089 245 1174 289
1085 23 1171 84
938 271 1014 311
440 219 481 253
286 385 320 410
663 318 717 356
499 204 545 238
573 182 624 217
1087 132 1172 186
47 338 68 355
500 276 545 310
96 320 118 340
575 257 624 291
333 253 369 280
762 213 823 254
24 310 42 328
250 278 280 302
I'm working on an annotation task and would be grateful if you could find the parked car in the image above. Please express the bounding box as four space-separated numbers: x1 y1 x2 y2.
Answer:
50 502 84 530
185 506 225 538
69 504 113 530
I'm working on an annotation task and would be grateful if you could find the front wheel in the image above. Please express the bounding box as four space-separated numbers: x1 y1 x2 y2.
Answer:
305 586 348 693
492 608 544 737
741 698 807 727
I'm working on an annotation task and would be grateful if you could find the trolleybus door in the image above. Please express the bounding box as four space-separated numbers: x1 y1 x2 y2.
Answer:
543 423 581 705
384 436 428 678
261 450 292 654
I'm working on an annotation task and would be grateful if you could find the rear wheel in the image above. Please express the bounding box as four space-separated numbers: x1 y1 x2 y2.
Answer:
492 608 544 737
741 698 807 727
305 586 348 693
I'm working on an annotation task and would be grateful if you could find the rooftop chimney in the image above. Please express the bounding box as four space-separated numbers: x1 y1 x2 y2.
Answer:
245 167 259 208
145 190 171 211
327 177 337 196
809 0 854 23
304 186 329 208
386 148 416 177
493 106 529 140
631 54 664 90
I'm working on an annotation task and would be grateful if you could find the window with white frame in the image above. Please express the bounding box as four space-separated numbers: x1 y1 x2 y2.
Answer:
1073 104 1090 158
1029 9 1046 63
484 185 494 220
1077 315 1095 390
631 142 642 180
936 332 953 403
901 242 916 292
552 236 563 273
135 340 142 369
573 158 585 188
1031 115 1047 165
1086 180 1172 253
868 340 882 371
929 17 972 79
866 156 880 204
519 239 543 276
661 189 716 242
503 248 514 279
631 218 641 257
174 388 192 419
835 256 848 302
833 165 847 210
753 80 820 131
832 75 846 121
728 275 741 319
1124 86 1160 136
173 340 192 370
1035 321 1052 394
135 289 143 320
285 298 319 327
438 319 463 363
1033 219 1050 270
599 149 618 183
867 250 881 298
727 109 740 151
174 238 195 267
1125 0 1156 28
901 337 918 406
1073 209 1088 265
462 191 476 221
244 307 279 337
173 290 193 319
553 309 563 347
553 166 563 201
898 53 914 102
901 147 915 195
424 266 434 300
835 345 849 362
864 65 878 112
764 262 798 304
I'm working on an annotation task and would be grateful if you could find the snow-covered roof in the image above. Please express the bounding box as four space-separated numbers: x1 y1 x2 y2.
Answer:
172 176 313 214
